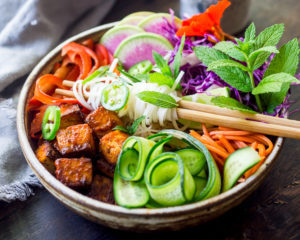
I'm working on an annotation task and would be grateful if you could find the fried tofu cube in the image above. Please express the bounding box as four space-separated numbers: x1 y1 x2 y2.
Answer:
35 141 59 174
85 107 123 139
56 124 95 157
88 174 114 204
55 157 92 189
96 159 115 178
99 130 129 165
59 104 83 129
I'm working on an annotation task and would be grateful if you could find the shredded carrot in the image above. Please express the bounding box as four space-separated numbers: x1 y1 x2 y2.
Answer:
190 125 274 181
217 134 235 154
210 130 253 136
202 123 210 137
251 141 258 150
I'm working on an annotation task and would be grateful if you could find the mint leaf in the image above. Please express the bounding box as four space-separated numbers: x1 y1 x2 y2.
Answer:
249 46 279 70
252 73 300 95
194 46 229 65
128 116 145 135
211 96 257 113
254 23 284 49
137 91 178 108
264 38 300 77
152 51 173 78
148 72 174 87
113 125 129 134
207 59 249 72
214 41 246 61
244 23 256 42
262 83 290 113
173 35 185 78
194 46 252 92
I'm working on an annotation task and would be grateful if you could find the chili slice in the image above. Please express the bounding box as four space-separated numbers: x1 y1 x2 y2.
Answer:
42 106 61 140
101 81 129 111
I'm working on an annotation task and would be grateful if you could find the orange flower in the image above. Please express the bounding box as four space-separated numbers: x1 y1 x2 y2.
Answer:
177 0 231 40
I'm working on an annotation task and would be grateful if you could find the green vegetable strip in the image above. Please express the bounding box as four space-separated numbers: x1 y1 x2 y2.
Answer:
144 152 195 206
159 130 221 200
117 136 154 181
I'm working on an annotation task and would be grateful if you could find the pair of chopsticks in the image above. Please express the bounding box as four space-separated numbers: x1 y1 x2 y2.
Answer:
55 80 300 139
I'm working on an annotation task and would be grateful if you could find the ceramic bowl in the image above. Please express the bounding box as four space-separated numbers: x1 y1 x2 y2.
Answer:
17 22 283 231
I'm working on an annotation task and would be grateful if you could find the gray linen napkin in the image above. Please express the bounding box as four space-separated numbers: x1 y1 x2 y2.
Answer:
0 0 115 202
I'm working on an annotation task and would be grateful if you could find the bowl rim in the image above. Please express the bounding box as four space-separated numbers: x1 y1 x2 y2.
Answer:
17 22 283 217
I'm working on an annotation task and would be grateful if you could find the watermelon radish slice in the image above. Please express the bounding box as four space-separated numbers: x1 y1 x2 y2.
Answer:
100 25 144 54
138 13 182 43
114 33 173 70
125 11 154 17
117 16 145 26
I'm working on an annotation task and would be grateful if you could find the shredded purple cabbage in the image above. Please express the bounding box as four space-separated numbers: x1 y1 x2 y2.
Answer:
162 10 298 117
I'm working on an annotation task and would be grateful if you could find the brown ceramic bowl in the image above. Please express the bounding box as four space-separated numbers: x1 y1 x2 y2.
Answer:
17 23 283 231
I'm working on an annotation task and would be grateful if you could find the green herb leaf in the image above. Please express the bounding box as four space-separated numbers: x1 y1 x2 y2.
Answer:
244 22 256 42
128 116 146 135
249 46 279 70
83 66 109 84
194 46 229 66
152 51 173 78
113 125 129 134
264 38 300 77
173 35 185 78
194 46 252 92
207 59 249 72
262 83 290 113
211 96 257 113
254 23 284 49
148 72 174 87
214 41 246 61
252 73 300 95
117 67 143 83
137 91 178 108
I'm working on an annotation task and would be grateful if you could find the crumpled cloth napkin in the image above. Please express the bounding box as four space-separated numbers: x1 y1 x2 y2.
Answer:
0 0 115 202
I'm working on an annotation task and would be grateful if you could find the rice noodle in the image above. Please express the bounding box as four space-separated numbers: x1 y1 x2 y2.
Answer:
72 60 184 132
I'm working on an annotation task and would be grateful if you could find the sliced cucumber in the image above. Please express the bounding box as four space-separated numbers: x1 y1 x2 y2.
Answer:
144 152 195 206
118 136 155 181
114 33 173 70
223 147 261 192
148 135 173 163
193 177 207 199
159 129 221 201
176 148 206 176
114 172 149 208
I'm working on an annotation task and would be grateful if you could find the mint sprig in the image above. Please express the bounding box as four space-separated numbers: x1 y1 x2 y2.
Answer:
136 91 178 108
211 96 257 113
194 22 299 113
113 116 146 135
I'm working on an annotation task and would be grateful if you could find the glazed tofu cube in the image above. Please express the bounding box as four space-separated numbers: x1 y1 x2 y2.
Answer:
35 141 59 174
99 130 129 165
96 159 115 178
59 104 83 129
85 107 123 139
55 157 92 189
88 174 114 204
56 124 95 157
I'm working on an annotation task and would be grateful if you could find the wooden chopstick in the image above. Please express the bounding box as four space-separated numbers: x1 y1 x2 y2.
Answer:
177 108 300 139
179 100 300 128
55 82 300 139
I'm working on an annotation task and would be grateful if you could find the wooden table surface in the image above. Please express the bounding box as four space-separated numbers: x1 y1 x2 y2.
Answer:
1 0 299 239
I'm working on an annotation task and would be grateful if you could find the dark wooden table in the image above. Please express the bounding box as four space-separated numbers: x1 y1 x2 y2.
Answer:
1 0 299 239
